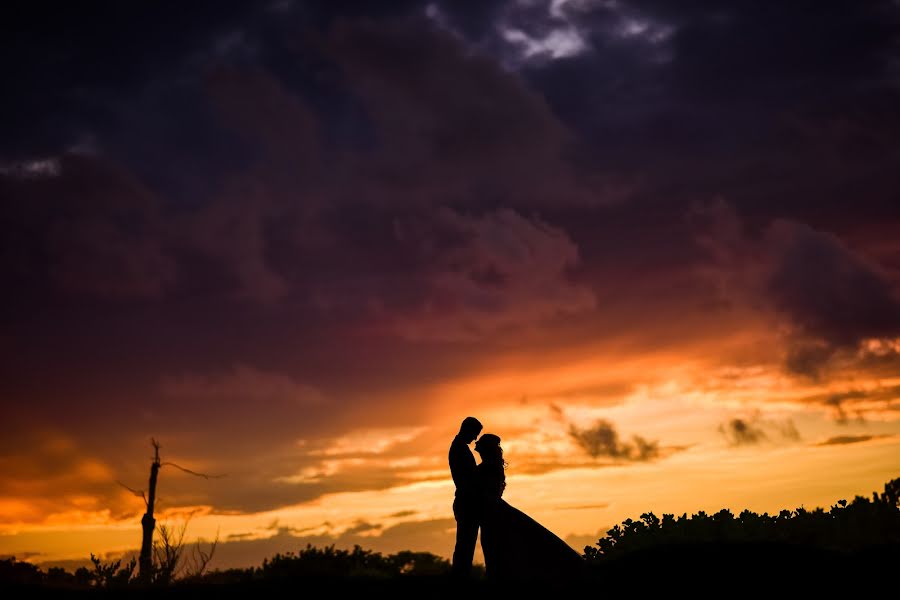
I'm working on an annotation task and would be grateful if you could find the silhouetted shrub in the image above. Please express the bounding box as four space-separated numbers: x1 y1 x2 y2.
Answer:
0 557 44 585
583 477 900 562
258 544 450 579
88 553 137 587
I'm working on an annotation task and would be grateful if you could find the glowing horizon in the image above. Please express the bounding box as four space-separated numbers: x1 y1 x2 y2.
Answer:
3 343 899 567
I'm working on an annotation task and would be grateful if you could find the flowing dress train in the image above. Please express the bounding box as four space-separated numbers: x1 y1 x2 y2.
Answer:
477 463 584 579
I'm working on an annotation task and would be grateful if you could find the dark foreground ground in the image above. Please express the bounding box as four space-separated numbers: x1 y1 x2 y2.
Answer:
6 541 899 597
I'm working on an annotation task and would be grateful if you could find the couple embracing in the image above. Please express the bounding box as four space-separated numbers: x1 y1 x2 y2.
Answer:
449 417 584 580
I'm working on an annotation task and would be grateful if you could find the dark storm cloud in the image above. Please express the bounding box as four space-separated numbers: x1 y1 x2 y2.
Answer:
323 16 614 210
535 0 900 125
1 10 606 350
569 419 660 461
0 155 182 301
765 221 900 349
389 207 595 340
523 0 900 221
629 0 898 90
5 1 900 192
0 0 259 158
0 150 293 306
4 0 898 314
696 201 900 377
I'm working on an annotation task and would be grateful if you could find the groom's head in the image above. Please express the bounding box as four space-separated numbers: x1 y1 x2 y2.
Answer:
459 417 483 443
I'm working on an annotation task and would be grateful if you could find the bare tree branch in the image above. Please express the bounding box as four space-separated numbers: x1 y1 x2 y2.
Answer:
187 529 219 578
153 520 188 584
117 480 148 507
160 462 225 479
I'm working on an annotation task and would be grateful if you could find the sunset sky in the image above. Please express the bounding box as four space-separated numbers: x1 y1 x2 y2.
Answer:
2 0 900 570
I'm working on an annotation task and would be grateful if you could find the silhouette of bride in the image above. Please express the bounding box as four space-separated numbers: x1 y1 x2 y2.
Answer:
474 433 584 579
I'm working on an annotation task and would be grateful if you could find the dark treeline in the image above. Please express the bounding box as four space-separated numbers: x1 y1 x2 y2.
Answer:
587 477 900 559
1 545 456 588
2 477 898 594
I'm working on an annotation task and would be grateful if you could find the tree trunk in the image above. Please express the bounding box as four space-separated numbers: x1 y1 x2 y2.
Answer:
138 441 161 581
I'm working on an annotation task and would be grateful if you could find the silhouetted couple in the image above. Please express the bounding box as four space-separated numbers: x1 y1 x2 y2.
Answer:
449 417 583 580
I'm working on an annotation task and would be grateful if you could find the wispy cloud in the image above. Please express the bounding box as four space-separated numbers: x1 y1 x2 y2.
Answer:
0 157 61 179
719 418 766 446
306 427 428 457
718 414 801 447
815 434 890 446
569 419 660 461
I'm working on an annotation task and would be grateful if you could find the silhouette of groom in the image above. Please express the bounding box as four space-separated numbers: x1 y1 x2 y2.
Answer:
449 416 483 578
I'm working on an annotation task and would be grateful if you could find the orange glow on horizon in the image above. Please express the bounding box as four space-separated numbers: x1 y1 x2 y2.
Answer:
3 344 899 568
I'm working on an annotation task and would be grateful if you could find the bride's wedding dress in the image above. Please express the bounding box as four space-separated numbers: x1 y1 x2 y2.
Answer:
477 463 584 579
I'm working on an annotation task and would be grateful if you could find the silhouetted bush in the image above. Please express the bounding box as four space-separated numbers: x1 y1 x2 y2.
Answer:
258 544 450 579
583 477 900 562
0 557 44 585
86 553 137 587
0 546 451 588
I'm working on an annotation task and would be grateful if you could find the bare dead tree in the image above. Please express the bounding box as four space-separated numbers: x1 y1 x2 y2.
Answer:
185 529 220 579
138 439 161 581
118 439 223 583
153 521 188 584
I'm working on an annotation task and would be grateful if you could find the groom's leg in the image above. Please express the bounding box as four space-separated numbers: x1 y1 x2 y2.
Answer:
451 500 479 577
451 519 478 577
